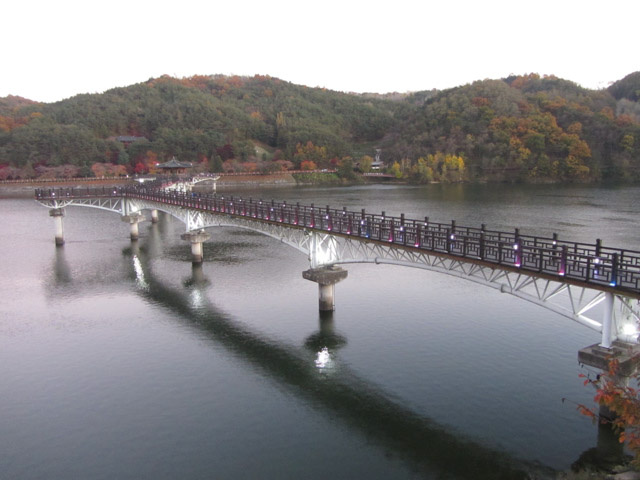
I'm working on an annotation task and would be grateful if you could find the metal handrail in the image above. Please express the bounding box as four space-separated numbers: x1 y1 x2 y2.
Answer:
35 186 640 295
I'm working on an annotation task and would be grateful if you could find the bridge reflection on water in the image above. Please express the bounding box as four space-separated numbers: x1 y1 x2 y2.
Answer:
49 224 556 479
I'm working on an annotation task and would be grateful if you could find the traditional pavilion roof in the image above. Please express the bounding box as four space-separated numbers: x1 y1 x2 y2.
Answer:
156 157 193 169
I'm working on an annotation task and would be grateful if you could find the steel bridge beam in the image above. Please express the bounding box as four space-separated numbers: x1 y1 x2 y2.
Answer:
35 192 640 346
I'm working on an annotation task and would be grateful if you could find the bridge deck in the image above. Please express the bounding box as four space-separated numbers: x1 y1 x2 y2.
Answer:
35 185 640 299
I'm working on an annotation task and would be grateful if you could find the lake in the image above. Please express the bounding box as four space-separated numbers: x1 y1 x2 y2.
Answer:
2 183 639 479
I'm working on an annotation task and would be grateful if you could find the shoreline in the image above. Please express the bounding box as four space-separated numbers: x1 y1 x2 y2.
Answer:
0 173 302 199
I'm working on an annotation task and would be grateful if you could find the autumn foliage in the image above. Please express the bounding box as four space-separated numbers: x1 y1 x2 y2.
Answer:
0 72 638 182
578 359 640 466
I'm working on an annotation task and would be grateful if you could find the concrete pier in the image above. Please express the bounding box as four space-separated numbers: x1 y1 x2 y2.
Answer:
578 341 640 377
579 342 640 420
302 266 348 311
578 341 640 460
180 230 211 264
49 208 65 246
151 209 159 224
120 212 146 241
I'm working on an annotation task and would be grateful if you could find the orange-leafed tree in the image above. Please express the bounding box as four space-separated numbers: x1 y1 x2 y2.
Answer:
293 141 328 169
109 164 128 177
91 162 107 177
300 160 317 171
578 359 640 467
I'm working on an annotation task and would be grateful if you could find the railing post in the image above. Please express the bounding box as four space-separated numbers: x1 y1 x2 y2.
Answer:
533 245 543 273
341 207 347 233
480 224 486 260
514 228 521 267
559 245 568 276
610 253 619 287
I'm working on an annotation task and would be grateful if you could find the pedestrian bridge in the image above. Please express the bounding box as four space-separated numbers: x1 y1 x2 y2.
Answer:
35 181 640 351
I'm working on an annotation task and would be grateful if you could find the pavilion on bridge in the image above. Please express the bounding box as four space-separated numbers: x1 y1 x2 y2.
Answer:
156 157 193 175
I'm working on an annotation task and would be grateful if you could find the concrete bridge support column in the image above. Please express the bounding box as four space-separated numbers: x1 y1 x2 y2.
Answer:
121 212 145 241
181 231 211 264
600 291 614 349
302 266 348 311
49 208 65 246
151 209 159 224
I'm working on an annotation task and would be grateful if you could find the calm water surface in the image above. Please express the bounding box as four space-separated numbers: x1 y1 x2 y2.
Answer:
1 183 639 479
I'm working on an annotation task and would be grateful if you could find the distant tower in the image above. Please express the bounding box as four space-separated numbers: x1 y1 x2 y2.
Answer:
375 148 381 162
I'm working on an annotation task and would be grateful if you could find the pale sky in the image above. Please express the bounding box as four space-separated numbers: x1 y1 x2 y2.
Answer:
3 0 639 103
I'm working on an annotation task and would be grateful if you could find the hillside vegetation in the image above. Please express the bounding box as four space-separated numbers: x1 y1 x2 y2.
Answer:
1 72 639 183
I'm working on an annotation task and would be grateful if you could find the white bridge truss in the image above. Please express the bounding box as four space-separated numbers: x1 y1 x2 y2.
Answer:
37 196 640 346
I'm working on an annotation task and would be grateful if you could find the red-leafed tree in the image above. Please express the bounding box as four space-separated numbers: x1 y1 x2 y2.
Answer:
578 359 640 467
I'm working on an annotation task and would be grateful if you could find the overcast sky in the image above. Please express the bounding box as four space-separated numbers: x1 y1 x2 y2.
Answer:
4 0 638 103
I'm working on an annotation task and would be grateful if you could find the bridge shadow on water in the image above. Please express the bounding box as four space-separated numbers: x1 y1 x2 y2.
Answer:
50 227 560 479
140 226 562 480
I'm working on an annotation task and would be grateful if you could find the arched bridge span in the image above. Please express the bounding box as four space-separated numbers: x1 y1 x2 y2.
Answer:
35 185 640 348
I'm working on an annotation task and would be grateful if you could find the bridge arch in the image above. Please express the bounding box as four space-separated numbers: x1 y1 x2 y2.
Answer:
329 253 637 341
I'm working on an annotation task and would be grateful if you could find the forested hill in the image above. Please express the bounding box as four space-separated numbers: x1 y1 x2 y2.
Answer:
1 72 639 183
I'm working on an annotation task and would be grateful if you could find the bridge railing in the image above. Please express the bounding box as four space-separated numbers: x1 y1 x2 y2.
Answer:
35 186 640 296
